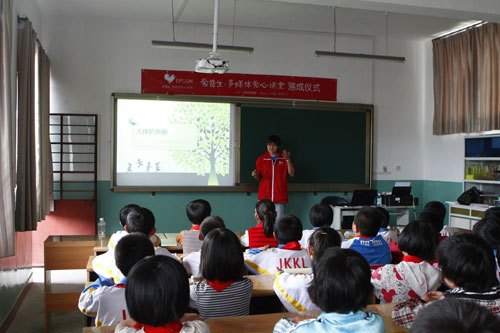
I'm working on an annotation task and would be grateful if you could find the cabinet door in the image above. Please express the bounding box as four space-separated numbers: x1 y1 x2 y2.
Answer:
450 216 471 230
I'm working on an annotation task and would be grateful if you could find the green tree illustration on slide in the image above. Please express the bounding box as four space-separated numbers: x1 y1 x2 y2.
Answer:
169 103 230 185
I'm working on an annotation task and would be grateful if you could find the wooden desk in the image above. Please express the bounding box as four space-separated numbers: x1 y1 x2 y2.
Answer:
247 274 274 297
44 235 98 332
83 303 406 333
95 233 183 254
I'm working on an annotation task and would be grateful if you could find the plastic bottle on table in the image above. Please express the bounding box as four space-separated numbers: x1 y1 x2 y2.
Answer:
97 218 106 239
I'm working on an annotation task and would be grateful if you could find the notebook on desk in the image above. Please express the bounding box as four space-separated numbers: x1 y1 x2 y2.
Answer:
349 190 377 206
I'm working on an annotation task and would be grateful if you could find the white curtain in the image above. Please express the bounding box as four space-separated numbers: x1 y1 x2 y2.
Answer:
0 0 15 257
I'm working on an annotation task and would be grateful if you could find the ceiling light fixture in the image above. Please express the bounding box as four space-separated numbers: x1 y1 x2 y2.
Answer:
315 8 405 63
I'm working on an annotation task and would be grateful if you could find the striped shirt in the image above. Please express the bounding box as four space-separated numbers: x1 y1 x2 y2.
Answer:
189 278 253 318
247 222 279 249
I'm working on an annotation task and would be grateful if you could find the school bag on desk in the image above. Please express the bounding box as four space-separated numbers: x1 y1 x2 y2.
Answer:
456 186 481 205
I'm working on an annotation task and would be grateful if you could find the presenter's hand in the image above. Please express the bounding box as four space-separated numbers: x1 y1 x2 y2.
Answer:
282 149 291 161
252 169 261 180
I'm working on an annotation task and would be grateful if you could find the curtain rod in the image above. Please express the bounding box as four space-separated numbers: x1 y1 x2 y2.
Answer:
432 21 486 41
17 16 45 52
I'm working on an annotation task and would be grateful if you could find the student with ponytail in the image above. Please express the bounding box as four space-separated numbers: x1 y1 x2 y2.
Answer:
240 199 279 249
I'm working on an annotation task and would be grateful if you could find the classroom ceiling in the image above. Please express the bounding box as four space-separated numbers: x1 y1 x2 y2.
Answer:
36 0 498 40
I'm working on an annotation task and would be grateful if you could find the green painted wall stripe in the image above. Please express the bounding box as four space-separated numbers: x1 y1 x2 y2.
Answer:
97 180 463 233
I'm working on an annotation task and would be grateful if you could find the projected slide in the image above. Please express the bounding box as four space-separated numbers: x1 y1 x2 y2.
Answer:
115 99 235 186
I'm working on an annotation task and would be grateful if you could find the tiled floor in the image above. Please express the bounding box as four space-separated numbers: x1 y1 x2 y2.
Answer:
7 268 87 333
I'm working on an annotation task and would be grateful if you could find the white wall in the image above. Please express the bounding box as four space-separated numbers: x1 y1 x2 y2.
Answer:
40 14 430 182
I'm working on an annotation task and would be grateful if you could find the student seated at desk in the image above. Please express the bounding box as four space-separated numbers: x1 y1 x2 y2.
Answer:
115 256 209 333
244 215 311 275
473 217 500 282
93 207 178 282
392 233 500 329
299 204 343 248
240 199 279 249
375 206 399 243
176 199 211 250
274 227 341 312
410 297 500 333
107 204 161 251
79 233 154 326
423 201 454 237
371 221 441 304
182 216 225 277
274 248 385 333
190 228 253 318
341 207 391 265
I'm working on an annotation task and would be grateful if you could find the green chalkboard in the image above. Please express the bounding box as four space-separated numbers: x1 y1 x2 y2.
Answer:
239 104 372 191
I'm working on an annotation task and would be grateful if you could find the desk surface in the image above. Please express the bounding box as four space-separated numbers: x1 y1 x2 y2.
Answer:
82 303 406 333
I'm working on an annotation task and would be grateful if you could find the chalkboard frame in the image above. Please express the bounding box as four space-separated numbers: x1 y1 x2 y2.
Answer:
110 93 373 192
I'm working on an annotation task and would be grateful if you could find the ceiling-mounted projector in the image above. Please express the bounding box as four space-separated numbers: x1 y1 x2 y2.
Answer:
195 52 229 74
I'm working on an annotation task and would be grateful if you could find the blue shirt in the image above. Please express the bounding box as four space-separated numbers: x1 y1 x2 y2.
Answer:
341 234 391 265
273 310 385 333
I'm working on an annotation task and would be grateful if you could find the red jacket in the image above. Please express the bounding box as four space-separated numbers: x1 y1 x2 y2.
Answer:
256 152 289 204
248 222 279 249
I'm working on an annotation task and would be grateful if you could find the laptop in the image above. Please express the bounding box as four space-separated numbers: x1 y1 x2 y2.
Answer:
349 190 378 206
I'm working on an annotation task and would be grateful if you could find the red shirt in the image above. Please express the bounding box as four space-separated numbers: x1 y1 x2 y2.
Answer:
256 152 289 204
248 222 279 249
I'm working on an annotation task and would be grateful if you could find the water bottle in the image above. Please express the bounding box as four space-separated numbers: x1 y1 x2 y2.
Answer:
97 218 106 239
376 193 382 206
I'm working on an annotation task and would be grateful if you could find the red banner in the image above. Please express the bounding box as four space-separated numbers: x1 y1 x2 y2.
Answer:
141 69 337 101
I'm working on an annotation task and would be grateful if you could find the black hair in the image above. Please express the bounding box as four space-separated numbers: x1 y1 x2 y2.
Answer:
266 135 281 146
484 206 500 222
398 221 438 261
126 207 155 236
200 228 245 282
115 233 155 276
437 233 499 292
309 204 334 228
424 201 446 221
410 298 500 333
353 207 381 237
474 217 500 250
308 227 341 260
199 216 226 240
119 204 140 227
274 214 303 244
308 248 373 313
374 206 390 229
417 208 444 236
186 199 212 225
256 199 276 237
126 256 189 326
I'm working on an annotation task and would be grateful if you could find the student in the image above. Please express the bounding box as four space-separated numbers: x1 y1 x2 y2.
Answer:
107 204 161 251
371 221 441 304
176 199 212 247
244 214 311 275
189 228 253 318
341 207 391 265
79 233 155 326
115 256 209 333
251 135 295 219
240 199 279 248
299 204 343 248
274 248 385 332
473 216 500 281
375 206 399 243
182 216 225 277
484 206 500 221
392 233 500 329
274 227 341 312
93 207 178 282
410 298 500 333
423 201 453 236
417 207 449 240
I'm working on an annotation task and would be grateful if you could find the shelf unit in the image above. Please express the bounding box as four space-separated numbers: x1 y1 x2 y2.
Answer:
449 135 500 229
